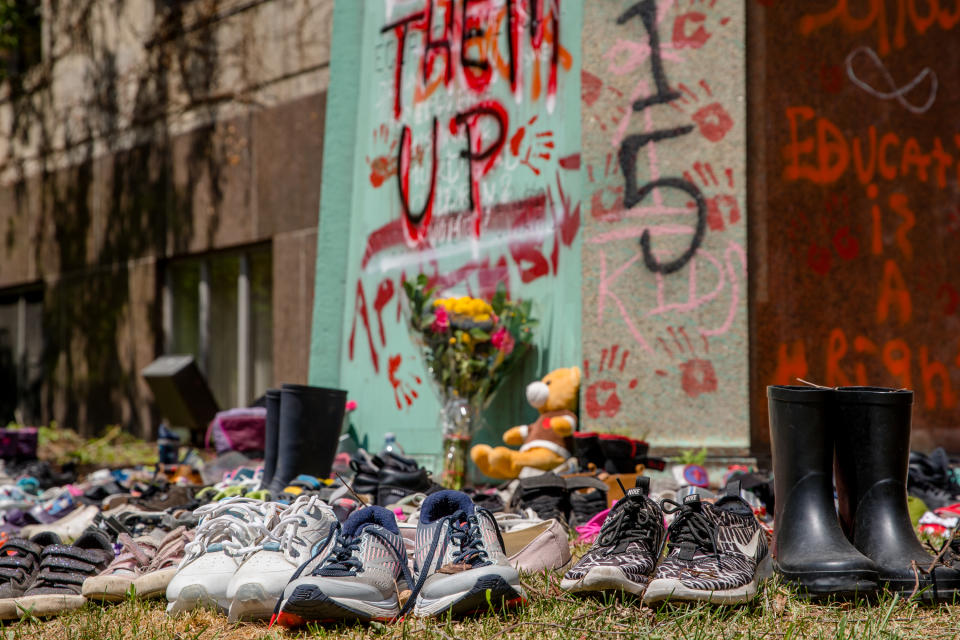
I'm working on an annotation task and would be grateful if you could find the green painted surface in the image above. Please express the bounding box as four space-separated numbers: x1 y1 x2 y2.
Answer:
311 0 584 471
309 0 365 389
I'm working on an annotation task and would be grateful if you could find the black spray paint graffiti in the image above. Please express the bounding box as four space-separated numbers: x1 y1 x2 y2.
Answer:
617 0 707 275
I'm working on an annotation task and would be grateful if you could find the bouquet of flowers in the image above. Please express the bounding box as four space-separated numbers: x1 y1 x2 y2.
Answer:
403 274 537 488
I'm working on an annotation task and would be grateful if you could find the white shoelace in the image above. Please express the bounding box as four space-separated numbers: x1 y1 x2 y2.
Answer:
183 497 284 561
236 495 330 562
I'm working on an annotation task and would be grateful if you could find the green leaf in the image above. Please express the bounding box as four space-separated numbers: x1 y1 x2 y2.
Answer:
419 314 436 330
417 273 429 287
491 283 507 315
469 328 490 341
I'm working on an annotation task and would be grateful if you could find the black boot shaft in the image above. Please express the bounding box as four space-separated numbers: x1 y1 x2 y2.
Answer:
833 387 960 597
266 383 347 495
767 385 878 595
261 388 281 489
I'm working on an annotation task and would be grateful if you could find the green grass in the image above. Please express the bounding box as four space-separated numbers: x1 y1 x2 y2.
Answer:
7 572 960 640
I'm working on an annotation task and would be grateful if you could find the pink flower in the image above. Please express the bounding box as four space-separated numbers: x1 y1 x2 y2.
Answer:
491 326 515 355
345 400 358 411
431 306 450 332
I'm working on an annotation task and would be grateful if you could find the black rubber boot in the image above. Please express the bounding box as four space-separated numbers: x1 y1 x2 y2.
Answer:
834 386 960 601
260 388 281 490
767 385 878 596
572 432 604 471
266 384 347 495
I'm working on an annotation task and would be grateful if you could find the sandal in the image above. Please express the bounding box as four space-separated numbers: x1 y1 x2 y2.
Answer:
0 533 62 599
0 529 114 619
132 527 196 599
83 533 159 602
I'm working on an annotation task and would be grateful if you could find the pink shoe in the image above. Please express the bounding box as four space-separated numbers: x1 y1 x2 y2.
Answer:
575 504 613 545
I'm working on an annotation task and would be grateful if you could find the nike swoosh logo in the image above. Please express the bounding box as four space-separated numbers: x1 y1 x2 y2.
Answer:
732 529 763 558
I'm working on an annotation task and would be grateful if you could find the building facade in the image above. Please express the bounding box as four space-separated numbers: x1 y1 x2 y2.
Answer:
3 0 959 468
0 0 333 437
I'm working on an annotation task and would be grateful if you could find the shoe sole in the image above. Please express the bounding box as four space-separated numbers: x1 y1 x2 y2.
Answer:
227 583 278 622
133 568 177 600
560 566 649 597
278 585 399 624
414 574 525 618
166 585 230 615
775 563 879 599
82 576 135 603
644 555 773 605
0 594 87 619
879 577 960 602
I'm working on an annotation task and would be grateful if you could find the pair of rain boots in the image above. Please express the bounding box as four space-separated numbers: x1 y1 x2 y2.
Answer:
261 385 347 495
769 385 960 600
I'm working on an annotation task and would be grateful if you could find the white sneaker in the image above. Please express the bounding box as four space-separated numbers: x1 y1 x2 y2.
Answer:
165 497 282 615
226 495 337 622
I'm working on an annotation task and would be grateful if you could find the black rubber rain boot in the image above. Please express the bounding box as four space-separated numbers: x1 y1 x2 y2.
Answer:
768 385 878 597
259 388 281 490
834 386 960 601
572 432 604 471
266 384 347 495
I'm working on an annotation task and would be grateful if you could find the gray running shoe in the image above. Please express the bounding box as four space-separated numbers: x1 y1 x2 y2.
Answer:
409 490 525 618
226 495 337 622
643 482 771 605
276 506 411 625
561 477 665 596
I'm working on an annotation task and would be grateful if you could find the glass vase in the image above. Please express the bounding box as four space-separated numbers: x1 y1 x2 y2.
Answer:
439 397 482 490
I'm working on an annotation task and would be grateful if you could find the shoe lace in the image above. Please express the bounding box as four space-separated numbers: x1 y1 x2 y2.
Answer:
249 495 327 562
309 523 413 583
661 498 722 566
596 496 660 555
184 498 280 559
449 513 490 566
398 508 502 618
314 525 364 576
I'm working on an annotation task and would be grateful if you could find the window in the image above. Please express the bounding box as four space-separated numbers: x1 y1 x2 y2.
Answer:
164 245 273 409
0 286 43 425
0 1 43 81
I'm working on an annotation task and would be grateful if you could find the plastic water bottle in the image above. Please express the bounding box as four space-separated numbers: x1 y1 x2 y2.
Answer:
382 432 404 456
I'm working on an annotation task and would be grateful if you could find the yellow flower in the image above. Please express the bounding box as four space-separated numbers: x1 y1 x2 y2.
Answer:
461 333 472 344
449 337 456 344
475 314 490 323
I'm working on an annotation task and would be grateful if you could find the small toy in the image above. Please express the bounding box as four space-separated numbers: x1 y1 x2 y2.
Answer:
470 366 581 480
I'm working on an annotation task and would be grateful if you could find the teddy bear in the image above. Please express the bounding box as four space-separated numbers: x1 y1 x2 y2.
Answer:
470 366 581 480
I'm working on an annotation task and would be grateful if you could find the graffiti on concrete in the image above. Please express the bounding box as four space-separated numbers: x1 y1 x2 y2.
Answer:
756 0 960 451
338 0 582 449
581 0 747 448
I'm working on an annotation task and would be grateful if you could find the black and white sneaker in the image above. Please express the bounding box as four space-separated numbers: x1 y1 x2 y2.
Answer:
561 477 665 597
644 482 771 605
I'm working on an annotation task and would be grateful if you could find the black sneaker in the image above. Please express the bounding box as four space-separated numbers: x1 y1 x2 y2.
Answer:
348 450 437 506
570 488 608 528
561 477 664 597
376 452 436 506
644 482 771 605
909 449 960 510
514 473 569 522
348 450 381 497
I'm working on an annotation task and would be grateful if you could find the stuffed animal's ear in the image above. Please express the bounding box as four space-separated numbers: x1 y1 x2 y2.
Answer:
570 366 582 386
